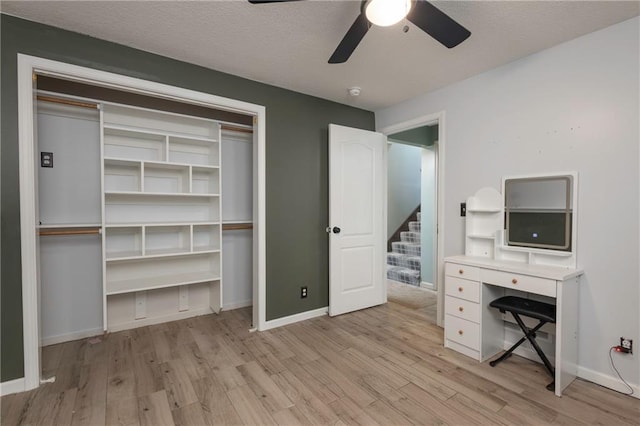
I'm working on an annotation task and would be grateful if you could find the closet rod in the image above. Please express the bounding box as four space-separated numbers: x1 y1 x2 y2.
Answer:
36 95 98 110
39 227 102 236
222 223 253 231
221 124 253 134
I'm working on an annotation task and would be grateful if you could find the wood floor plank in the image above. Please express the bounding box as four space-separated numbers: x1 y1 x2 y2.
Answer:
138 390 175 426
133 351 164 398
5 293 639 426
364 399 414 426
160 359 199 410
130 327 155 355
226 384 278 426
72 362 108 425
171 401 208 426
41 342 64 379
271 368 340 425
400 381 478 425
236 360 294 412
106 396 140 426
328 396 381 426
191 375 243 425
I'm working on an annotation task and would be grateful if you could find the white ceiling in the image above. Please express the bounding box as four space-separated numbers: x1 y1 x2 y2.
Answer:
2 1 639 110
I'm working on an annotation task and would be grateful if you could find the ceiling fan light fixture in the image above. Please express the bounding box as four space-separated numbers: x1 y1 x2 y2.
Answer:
365 0 412 27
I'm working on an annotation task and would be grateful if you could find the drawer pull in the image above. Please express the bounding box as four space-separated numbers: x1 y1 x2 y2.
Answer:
458 269 464 275
512 278 518 285
458 306 464 312
458 287 464 292
458 330 464 335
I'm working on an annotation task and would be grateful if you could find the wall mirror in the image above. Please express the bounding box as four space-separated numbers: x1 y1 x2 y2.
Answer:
504 174 574 251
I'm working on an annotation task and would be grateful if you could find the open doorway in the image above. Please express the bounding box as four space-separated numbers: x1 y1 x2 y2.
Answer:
385 124 439 323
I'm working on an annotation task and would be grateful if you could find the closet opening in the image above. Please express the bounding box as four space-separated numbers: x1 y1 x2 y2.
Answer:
18 55 266 391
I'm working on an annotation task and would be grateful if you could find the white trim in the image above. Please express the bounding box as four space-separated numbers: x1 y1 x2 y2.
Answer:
17 54 267 391
223 299 253 311
377 111 446 327
0 378 26 396
261 307 328 331
108 307 214 333
40 327 104 347
577 365 639 399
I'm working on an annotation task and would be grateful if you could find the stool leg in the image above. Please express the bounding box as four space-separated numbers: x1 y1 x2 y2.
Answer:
489 319 546 367
511 313 555 379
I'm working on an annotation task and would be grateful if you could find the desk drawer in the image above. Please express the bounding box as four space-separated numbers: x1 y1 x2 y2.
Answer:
445 276 480 303
445 295 480 323
445 314 479 350
445 263 480 281
481 269 556 297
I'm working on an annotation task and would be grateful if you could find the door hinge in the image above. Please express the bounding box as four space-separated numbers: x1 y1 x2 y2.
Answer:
32 73 37 82
253 116 257 125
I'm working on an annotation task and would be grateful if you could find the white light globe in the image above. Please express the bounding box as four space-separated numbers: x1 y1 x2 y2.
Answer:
365 0 412 27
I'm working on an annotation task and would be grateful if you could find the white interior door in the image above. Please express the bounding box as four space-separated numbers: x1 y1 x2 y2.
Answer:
329 124 386 316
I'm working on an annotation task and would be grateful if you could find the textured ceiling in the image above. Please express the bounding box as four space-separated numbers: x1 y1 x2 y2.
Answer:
2 1 639 110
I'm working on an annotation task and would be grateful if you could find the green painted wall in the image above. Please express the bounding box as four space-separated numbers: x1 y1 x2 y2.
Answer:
0 14 375 382
389 125 438 147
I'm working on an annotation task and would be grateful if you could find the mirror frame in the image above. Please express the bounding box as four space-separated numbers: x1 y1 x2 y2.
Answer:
501 172 578 266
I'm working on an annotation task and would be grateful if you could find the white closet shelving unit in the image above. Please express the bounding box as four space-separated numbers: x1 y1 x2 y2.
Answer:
101 104 223 330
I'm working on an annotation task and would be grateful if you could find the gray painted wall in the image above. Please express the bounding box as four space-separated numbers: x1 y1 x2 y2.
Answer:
376 17 640 393
0 14 374 382
386 143 422 239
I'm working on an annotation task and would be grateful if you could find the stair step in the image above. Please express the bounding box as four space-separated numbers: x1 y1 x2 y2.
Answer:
391 242 421 256
408 221 421 232
417 212 421 221
386 253 421 271
386 252 405 267
387 267 421 286
400 231 420 243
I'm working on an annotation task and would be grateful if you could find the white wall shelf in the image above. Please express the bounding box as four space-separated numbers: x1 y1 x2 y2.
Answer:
465 187 503 259
101 103 223 329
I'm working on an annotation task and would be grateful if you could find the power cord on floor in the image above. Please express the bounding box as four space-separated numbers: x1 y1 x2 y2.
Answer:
609 346 634 396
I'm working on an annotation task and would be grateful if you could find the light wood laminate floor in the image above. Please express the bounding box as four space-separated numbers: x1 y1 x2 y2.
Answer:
2 301 638 425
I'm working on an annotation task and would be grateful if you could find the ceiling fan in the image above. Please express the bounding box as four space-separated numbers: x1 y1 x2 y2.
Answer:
248 0 471 63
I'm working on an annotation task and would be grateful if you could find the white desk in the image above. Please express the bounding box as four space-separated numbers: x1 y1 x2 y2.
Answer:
444 255 583 396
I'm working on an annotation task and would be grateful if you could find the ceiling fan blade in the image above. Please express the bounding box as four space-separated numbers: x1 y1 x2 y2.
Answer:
328 13 371 64
407 0 471 48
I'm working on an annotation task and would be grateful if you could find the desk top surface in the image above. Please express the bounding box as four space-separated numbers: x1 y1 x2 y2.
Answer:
445 255 584 281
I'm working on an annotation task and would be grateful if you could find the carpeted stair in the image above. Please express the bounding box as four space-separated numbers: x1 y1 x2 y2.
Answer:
387 212 421 286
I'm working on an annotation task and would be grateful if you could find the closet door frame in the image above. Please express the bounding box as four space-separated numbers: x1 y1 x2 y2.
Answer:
17 54 267 392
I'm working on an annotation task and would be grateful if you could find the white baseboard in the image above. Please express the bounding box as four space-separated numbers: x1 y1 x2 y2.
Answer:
420 281 435 290
223 299 252 311
1 377 26 396
108 307 214 333
577 365 639 398
262 307 327 331
41 327 104 347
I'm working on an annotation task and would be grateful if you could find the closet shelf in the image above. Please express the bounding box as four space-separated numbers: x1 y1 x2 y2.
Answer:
103 124 218 143
106 271 221 295
38 223 102 229
104 221 221 228
106 248 220 262
466 208 502 213
105 191 219 197
104 157 220 170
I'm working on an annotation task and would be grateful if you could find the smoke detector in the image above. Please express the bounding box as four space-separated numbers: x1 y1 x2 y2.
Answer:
348 87 361 97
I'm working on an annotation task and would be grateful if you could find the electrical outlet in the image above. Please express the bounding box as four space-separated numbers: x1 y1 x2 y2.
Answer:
620 337 633 354
300 286 308 299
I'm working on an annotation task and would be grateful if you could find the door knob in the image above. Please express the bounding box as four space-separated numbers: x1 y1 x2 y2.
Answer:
332 226 341 234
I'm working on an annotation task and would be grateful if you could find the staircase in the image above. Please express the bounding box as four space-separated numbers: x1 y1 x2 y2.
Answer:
387 212 421 286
